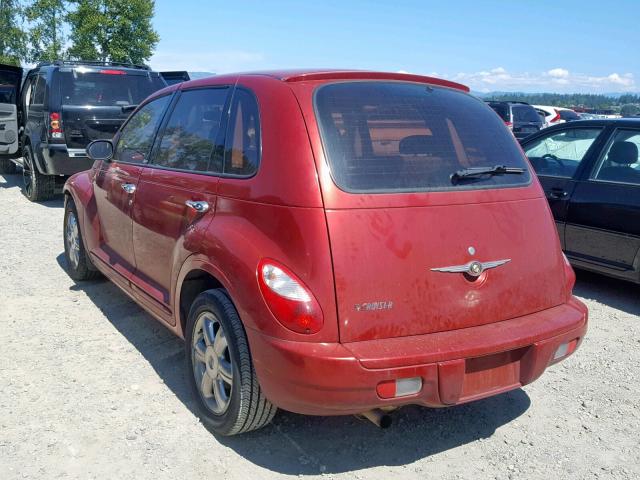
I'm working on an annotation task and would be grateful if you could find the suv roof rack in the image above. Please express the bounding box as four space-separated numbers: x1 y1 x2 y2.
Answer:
35 60 150 70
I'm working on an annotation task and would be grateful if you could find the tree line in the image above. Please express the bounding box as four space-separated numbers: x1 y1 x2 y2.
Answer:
0 0 159 66
484 92 640 111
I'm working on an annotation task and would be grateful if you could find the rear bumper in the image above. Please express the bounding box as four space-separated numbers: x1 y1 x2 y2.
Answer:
247 297 588 416
39 144 93 176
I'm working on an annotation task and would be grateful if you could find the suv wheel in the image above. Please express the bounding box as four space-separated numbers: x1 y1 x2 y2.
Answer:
22 145 54 201
185 289 277 436
0 157 17 174
63 198 100 280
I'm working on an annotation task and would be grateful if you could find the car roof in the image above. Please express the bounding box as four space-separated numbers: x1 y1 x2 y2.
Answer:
170 69 470 92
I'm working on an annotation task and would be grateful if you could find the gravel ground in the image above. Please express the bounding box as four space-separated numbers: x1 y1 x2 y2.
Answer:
1 171 639 480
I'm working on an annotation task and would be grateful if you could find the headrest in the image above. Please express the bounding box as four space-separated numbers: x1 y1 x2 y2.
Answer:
399 135 433 155
608 141 638 165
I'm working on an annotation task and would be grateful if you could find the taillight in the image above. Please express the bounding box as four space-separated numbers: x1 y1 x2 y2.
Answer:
257 259 323 334
99 69 126 75
505 121 513 129
550 109 561 123
49 112 63 139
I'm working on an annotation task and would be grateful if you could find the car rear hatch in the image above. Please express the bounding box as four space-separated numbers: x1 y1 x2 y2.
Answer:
56 67 167 149
312 81 568 343
511 104 543 139
0 63 22 156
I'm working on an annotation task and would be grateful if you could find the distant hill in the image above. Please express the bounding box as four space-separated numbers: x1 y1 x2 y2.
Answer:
188 71 215 80
477 92 640 109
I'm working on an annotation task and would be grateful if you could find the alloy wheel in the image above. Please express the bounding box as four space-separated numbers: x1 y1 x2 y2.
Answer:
65 211 80 269
191 312 233 415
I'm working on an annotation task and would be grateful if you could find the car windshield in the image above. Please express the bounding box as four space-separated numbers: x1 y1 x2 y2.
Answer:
59 71 166 106
314 81 531 192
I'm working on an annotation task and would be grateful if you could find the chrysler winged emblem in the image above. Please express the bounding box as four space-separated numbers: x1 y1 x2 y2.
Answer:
431 259 511 277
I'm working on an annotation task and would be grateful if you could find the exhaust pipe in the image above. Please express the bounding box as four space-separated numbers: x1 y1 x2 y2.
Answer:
359 409 393 429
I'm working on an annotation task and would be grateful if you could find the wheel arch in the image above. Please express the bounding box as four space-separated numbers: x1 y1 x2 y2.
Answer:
174 257 235 338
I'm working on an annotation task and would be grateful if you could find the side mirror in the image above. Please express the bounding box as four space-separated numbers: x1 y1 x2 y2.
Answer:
87 139 114 161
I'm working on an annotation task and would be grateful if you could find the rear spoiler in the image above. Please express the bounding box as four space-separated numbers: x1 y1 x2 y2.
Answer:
160 71 190 86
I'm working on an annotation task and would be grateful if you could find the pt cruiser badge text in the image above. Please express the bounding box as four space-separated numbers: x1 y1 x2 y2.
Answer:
354 301 394 312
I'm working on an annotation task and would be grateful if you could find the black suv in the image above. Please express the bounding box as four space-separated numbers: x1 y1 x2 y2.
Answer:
0 61 184 201
486 101 544 141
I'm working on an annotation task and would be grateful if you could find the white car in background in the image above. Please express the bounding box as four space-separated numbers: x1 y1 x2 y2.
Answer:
534 105 581 128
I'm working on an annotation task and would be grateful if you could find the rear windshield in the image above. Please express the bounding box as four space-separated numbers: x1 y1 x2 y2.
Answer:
512 104 541 123
488 102 510 122
0 70 20 104
559 109 580 121
59 71 166 106
314 82 531 192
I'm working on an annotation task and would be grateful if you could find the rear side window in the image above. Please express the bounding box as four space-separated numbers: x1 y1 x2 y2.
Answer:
59 71 166 106
512 105 541 122
224 88 260 176
116 95 171 164
32 75 46 105
154 88 229 173
315 82 531 192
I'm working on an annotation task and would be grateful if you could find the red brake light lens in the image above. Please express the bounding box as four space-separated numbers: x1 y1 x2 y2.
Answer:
257 259 323 334
550 109 561 123
49 112 62 138
99 69 126 75
505 121 513 129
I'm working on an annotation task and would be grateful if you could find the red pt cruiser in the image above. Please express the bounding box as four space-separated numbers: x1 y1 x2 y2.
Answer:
63 70 588 435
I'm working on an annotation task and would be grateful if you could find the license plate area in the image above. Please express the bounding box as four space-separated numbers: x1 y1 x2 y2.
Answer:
460 347 528 400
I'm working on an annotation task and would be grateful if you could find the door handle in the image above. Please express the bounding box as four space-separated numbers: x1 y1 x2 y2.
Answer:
121 183 136 194
548 188 568 200
185 200 210 213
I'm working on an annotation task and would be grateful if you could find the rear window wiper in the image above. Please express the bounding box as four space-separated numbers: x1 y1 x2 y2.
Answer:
450 165 525 184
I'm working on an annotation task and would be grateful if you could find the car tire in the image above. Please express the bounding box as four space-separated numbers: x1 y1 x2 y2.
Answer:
185 289 277 436
0 156 17 174
22 145 54 202
63 198 100 281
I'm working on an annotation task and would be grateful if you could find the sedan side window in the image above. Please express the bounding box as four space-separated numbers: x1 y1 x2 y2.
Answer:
115 95 171 164
524 128 602 178
591 129 640 185
153 88 229 173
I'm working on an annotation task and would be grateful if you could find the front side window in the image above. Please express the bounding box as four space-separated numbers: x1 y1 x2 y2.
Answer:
115 95 171 164
524 127 602 178
591 129 640 185
315 82 531 192
153 88 229 173
224 88 260 176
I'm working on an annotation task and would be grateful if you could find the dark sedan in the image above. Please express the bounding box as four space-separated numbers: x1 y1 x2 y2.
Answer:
522 119 640 284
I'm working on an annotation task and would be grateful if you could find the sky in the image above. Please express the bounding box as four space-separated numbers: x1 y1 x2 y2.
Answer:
149 0 640 94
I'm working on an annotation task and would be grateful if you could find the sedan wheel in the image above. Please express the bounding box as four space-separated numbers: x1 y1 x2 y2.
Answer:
192 312 233 415
65 211 81 270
